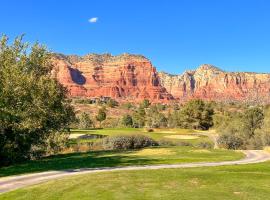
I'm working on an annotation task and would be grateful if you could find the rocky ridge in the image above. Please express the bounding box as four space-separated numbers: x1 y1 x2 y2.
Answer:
52 53 270 103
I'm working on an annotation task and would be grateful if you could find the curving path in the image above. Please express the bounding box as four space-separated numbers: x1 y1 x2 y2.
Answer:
0 150 270 194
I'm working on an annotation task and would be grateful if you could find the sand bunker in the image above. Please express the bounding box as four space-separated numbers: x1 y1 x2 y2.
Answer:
164 135 200 140
131 148 175 156
69 134 86 139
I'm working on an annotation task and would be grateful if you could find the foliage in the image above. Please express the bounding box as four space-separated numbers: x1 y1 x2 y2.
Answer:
101 134 158 150
121 114 133 127
178 99 214 130
242 107 264 138
102 117 120 128
106 98 119 108
120 102 134 110
215 106 268 150
0 35 75 165
140 99 150 108
95 107 107 127
73 98 93 104
132 106 146 128
217 133 244 150
78 112 93 129
146 105 167 128
167 111 179 128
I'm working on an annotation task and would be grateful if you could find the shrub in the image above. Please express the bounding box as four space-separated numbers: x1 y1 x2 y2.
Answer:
246 135 263 150
101 135 158 150
196 141 213 149
107 99 119 108
78 112 93 129
217 133 244 150
96 107 107 127
122 114 133 127
102 117 120 128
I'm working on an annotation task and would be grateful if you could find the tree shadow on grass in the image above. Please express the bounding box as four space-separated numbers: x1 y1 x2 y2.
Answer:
0 150 158 177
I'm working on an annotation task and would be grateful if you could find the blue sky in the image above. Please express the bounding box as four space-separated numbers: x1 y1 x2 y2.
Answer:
1 0 270 74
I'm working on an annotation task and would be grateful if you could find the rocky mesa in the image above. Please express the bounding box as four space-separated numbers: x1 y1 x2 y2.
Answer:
51 53 173 102
52 53 270 104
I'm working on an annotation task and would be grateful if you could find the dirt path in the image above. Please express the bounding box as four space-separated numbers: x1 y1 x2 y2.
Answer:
0 150 270 194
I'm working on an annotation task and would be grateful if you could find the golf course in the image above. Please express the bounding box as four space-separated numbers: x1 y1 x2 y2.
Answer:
0 128 270 200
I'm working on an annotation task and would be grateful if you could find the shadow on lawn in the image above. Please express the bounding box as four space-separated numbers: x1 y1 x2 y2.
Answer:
0 150 156 177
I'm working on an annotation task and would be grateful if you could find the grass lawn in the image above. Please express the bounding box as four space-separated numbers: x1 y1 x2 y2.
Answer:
1 161 270 200
70 128 212 145
0 146 243 178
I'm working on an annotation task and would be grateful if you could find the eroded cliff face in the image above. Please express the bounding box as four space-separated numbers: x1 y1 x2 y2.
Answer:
159 64 270 103
51 53 173 102
52 53 270 103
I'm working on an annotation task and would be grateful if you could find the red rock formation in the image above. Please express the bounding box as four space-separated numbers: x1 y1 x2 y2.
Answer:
51 53 173 102
159 64 270 103
52 53 270 104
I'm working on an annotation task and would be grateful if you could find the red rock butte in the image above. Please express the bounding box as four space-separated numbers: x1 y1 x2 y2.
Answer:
52 53 270 104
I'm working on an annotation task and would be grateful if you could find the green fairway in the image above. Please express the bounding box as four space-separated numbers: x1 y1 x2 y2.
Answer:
70 128 212 145
1 161 270 200
0 146 243 178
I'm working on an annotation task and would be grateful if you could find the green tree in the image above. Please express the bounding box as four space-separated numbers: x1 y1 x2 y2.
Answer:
96 107 107 127
132 106 146 128
0 35 75 165
146 105 167 128
179 99 214 130
242 107 264 138
78 112 93 129
167 111 178 128
140 99 150 108
122 114 133 127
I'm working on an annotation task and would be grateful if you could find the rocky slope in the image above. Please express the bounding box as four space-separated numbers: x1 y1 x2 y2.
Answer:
51 53 173 102
159 64 270 103
52 53 270 103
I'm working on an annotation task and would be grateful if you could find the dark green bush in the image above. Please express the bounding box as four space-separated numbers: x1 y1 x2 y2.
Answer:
217 134 244 150
146 128 154 132
101 135 158 150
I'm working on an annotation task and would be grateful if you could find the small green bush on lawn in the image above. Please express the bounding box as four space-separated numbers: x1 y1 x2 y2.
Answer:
101 134 158 150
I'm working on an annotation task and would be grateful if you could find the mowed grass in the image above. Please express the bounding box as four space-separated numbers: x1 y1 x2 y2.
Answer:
70 128 212 145
1 162 270 200
0 146 243 177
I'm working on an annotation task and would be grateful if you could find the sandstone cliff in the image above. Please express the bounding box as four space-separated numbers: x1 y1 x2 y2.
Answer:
52 53 270 104
159 64 270 103
51 53 173 102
